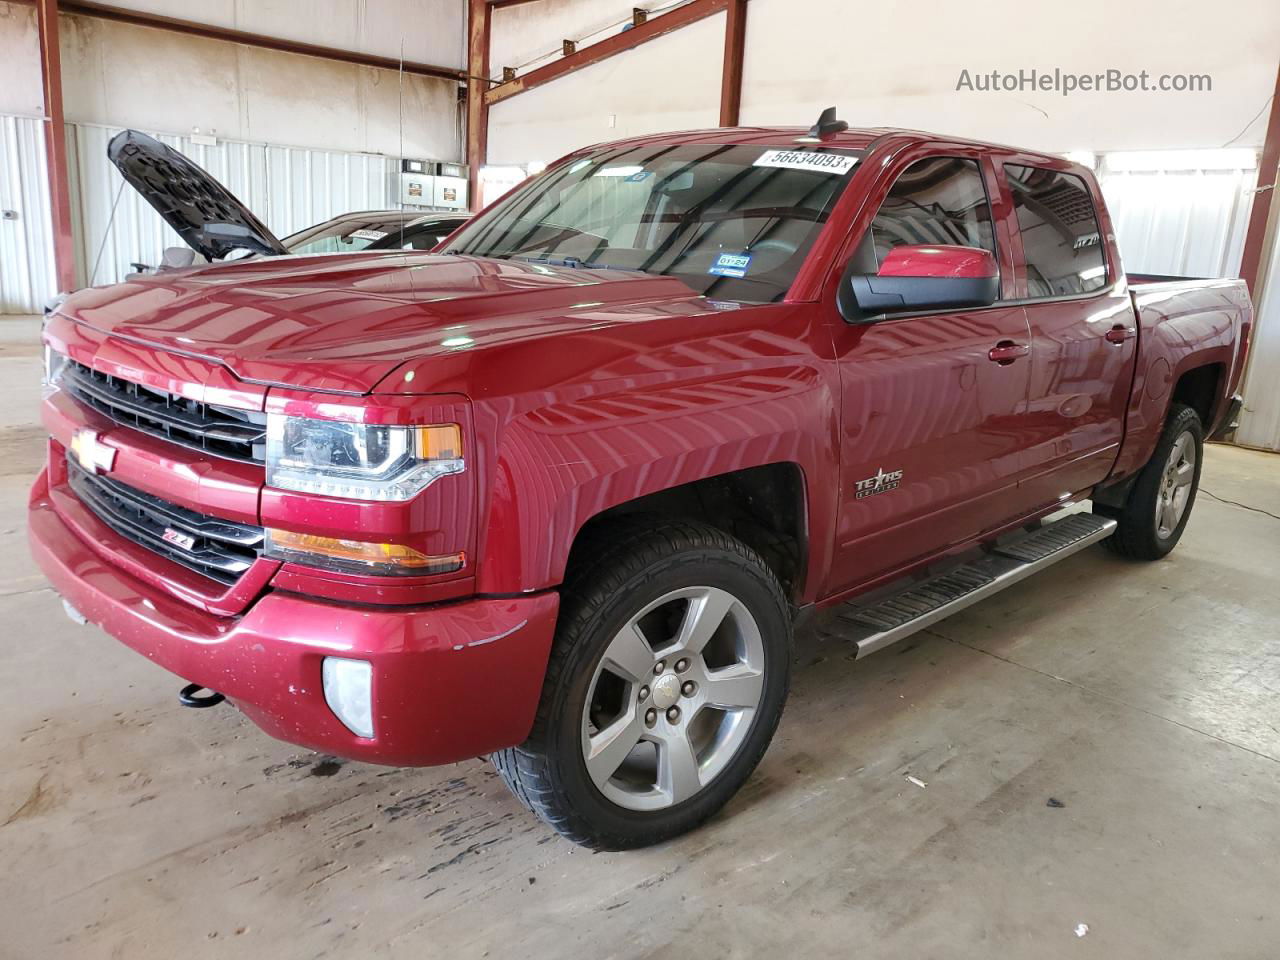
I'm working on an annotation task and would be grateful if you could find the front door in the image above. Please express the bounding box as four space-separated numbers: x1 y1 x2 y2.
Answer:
825 155 1033 596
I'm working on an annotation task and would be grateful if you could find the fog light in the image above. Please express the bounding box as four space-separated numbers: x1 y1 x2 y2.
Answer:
322 657 374 739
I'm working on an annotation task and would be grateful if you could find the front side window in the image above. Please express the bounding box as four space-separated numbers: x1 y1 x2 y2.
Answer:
868 157 997 262
1005 164 1107 297
445 144 862 303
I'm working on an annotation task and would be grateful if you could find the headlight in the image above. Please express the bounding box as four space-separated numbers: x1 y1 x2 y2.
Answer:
265 415 463 501
43 345 66 389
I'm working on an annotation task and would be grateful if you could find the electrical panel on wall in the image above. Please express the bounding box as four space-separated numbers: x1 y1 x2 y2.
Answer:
434 161 469 211
394 159 469 211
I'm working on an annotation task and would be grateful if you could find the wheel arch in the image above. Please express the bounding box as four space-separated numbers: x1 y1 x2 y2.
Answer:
1111 347 1233 481
566 463 811 603
473 437 825 601
1169 361 1224 428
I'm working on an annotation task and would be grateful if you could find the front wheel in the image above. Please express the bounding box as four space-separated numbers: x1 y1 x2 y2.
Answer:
1096 403 1203 560
493 519 791 849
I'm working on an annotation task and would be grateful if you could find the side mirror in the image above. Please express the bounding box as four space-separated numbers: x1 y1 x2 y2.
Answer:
843 244 999 318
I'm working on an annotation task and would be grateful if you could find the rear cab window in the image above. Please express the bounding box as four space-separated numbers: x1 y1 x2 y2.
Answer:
1004 164 1108 298
445 144 863 303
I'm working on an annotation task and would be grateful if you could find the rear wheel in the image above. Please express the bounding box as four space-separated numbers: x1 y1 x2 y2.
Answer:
493 519 791 849
1096 403 1203 560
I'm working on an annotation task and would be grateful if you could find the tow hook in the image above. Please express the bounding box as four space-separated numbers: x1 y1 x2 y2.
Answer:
178 683 226 708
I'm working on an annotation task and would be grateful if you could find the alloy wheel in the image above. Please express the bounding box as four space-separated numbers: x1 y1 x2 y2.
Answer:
1155 430 1196 538
580 586 766 811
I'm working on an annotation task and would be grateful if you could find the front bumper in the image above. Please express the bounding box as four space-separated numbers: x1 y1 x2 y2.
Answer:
29 467 559 766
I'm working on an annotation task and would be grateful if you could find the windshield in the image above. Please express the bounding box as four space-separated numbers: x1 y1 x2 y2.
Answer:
446 143 861 302
284 216 409 254
367 217 471 251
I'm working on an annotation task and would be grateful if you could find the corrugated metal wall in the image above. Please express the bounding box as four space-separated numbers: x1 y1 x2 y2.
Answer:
1097 156 1258 279
69 123 396 288
0 115 57 314
1236 230 1280 451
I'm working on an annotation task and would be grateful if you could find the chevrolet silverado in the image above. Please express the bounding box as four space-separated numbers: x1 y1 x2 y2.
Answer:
30 118 1251 849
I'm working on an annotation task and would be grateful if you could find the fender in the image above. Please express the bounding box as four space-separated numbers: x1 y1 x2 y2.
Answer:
460 306 841 601
1109 280 1252 480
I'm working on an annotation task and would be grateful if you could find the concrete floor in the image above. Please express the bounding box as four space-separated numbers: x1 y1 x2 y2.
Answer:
1 316 1278 959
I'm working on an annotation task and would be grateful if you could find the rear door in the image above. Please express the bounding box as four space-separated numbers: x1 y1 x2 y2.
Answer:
999 162 1138 509
825 150 1034 595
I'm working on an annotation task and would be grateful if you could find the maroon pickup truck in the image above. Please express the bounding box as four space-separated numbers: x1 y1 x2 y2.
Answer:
31 117 1251 849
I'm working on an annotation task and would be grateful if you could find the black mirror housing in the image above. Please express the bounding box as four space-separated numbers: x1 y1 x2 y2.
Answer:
848 273 1000 313
837 243 1000 321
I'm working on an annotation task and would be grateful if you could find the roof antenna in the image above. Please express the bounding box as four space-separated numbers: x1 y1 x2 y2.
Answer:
796 106 848 143
398 38 406 252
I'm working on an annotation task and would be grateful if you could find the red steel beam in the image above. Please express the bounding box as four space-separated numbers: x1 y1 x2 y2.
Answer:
467 0 492 207
719 0 747 126
35 0 76 294
485 0 732 107
1239 62 1280 295
31 0 467 82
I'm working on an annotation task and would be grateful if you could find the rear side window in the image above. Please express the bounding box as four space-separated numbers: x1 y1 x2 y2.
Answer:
1005 164 1107 297
868 157 997 263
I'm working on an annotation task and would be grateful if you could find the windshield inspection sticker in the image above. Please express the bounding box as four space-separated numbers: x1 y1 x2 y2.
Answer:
350 229 388 241
754 149 858 175
709 252 753 278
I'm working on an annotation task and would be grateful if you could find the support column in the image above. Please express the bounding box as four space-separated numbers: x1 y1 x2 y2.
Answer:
36 0 77 294
466 0 491 212
719 0 747 127
1239 61 1280 295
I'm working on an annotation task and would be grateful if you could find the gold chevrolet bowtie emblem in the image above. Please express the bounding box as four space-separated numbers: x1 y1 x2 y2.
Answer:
69 429 117 474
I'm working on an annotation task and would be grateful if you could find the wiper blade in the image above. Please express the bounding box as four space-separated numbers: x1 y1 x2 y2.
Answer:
508 254 622 271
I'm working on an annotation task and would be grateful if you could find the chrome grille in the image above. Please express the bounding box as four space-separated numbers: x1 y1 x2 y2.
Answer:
67 460 264 586
62 360 266 464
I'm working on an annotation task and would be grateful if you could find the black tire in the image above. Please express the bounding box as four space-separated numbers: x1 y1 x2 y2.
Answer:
493 518 791 849
1095 403 1203 560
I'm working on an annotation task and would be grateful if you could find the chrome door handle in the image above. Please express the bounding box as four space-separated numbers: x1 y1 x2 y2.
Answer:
1105 324 1136 345
988 341 1029 365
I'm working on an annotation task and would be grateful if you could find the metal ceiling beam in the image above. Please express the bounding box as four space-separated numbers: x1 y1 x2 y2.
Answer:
719 0 747 126
25 0 468 82
1239 62 1280 296
35 0 76 294
484 0 732 107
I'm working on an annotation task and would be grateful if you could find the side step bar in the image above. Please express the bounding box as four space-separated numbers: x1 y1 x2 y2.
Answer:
823 512 1117 659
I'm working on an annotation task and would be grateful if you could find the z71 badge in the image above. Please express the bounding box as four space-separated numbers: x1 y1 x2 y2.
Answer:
855 467 904 499
161 527 197 551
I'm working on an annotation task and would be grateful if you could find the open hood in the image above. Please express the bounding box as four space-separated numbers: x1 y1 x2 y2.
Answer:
107 129 289 261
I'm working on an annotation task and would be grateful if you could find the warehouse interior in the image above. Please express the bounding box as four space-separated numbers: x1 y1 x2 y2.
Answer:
1 1 1279 957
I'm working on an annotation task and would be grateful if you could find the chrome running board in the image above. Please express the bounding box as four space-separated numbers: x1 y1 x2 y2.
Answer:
824 512 1117 659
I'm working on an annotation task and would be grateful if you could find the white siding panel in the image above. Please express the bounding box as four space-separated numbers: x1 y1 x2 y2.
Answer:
1099 164 1258 279
69 122 394 287
1237 228 1280 451
0 115 57 314
262 145 392 241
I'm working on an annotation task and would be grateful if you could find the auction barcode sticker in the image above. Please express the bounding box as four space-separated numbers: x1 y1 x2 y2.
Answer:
753 150 858 175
